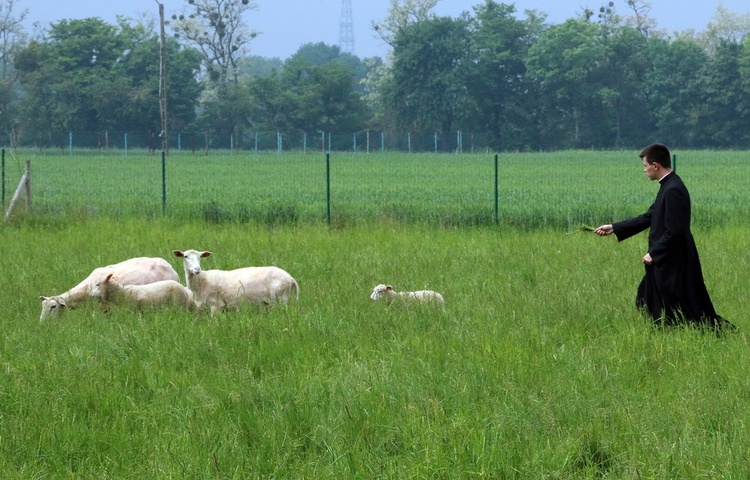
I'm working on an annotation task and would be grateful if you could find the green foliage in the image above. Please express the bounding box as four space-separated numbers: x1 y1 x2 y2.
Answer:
259 45 370 134
385 16 473 133
5 2 750 152
1 219 750 477
13 18 201 143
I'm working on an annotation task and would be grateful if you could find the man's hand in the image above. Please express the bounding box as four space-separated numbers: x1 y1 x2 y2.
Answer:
595 224 614 236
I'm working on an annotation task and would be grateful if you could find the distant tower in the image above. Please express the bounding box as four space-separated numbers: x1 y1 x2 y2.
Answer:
339 0 355 54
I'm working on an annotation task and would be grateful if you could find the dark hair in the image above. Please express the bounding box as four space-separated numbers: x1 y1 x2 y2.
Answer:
639 143 671 169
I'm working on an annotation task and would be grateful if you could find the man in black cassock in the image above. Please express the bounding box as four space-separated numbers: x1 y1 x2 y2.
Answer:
594 143 729 330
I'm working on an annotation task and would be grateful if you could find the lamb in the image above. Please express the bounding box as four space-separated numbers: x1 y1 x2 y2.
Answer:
39 257 180 321
370 284 445 309
91 273 194 310
172 249 299 316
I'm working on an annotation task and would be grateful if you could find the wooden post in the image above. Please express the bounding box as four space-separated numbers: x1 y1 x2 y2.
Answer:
25 160 31 212
5 160 30 220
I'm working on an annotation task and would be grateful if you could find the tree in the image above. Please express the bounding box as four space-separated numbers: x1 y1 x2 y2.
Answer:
702 5 750 54
372 0 439 48
284 42 369 91
384 16 472 134
14 18 125 143
115 20 203 137
280 49 368 134
0 0 27 142
239 44 372 136
245 71 292 132
171 0 258 85
526 18 606 148
465 1 539 150
14 17 202 147
693 40 750 147
643 37 707 146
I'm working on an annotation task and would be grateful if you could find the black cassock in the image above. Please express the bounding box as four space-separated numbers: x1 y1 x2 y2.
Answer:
612 172 723 326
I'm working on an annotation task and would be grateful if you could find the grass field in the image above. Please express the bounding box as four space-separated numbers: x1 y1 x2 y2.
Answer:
1 217 750 478
2 149 748 227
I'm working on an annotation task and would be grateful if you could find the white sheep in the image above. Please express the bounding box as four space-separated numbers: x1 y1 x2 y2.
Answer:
370 284 445 309
39 257 180 321
91 273 195 310
172 249 299 316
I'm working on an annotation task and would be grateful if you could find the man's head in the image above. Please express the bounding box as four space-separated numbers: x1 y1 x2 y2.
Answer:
640 143 671 180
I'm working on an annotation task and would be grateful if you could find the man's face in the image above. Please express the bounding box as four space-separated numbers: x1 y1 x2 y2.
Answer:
642 157 659 181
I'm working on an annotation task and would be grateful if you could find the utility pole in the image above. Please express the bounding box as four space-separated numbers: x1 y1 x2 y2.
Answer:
156 1 168 153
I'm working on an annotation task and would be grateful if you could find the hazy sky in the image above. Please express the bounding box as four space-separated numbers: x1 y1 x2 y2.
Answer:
18 0 750 60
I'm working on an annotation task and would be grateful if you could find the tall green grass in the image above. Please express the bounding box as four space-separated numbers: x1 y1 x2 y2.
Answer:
3 149 748 227
1 218 749 477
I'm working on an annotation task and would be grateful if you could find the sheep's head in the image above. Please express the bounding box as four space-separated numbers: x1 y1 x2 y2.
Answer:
370 284 395 302
173 249 212 276
39 295 66 321
91 273 120 299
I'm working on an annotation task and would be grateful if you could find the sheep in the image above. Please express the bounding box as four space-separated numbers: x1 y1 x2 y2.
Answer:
172 249 299 316
370 284 445 309
91 273 194 310
39 257 180 321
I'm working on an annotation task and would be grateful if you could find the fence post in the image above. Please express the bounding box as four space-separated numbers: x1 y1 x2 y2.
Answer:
161 151 167 215
326 152 331 225
25 160 31 213
434 132 438 153
494 153 499 225
408 132 412 154
381 132 385 152
68 132 73 156
353 133 357 152
1 149 4 207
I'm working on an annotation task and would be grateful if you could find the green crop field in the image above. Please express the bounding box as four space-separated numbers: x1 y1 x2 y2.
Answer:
3 149 748 227
1 150 749 478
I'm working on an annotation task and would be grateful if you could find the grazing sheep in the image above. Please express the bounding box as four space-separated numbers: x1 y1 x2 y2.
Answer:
370 284 445 309
39 257 180 321
91 273 194 310
172 249 299 316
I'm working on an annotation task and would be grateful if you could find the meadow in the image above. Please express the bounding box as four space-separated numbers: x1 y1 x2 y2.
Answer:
1 150 749 478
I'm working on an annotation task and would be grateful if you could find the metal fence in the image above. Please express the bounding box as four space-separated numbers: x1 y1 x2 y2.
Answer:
15 130 492 155
2 148 748 229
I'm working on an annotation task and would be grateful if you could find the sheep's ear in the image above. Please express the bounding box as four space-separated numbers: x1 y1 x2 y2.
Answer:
58 298 66 307
106 273 114 281
386 285 393 291
201 251 212 258
39 295 48 301
173 250 184 258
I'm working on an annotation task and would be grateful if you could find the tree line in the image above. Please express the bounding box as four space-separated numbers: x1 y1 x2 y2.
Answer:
1 0 749 152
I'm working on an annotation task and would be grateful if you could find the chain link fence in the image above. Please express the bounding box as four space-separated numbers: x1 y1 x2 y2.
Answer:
2 148 748 229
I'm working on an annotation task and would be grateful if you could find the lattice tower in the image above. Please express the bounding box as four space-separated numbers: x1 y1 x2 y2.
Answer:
339 0 355 54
